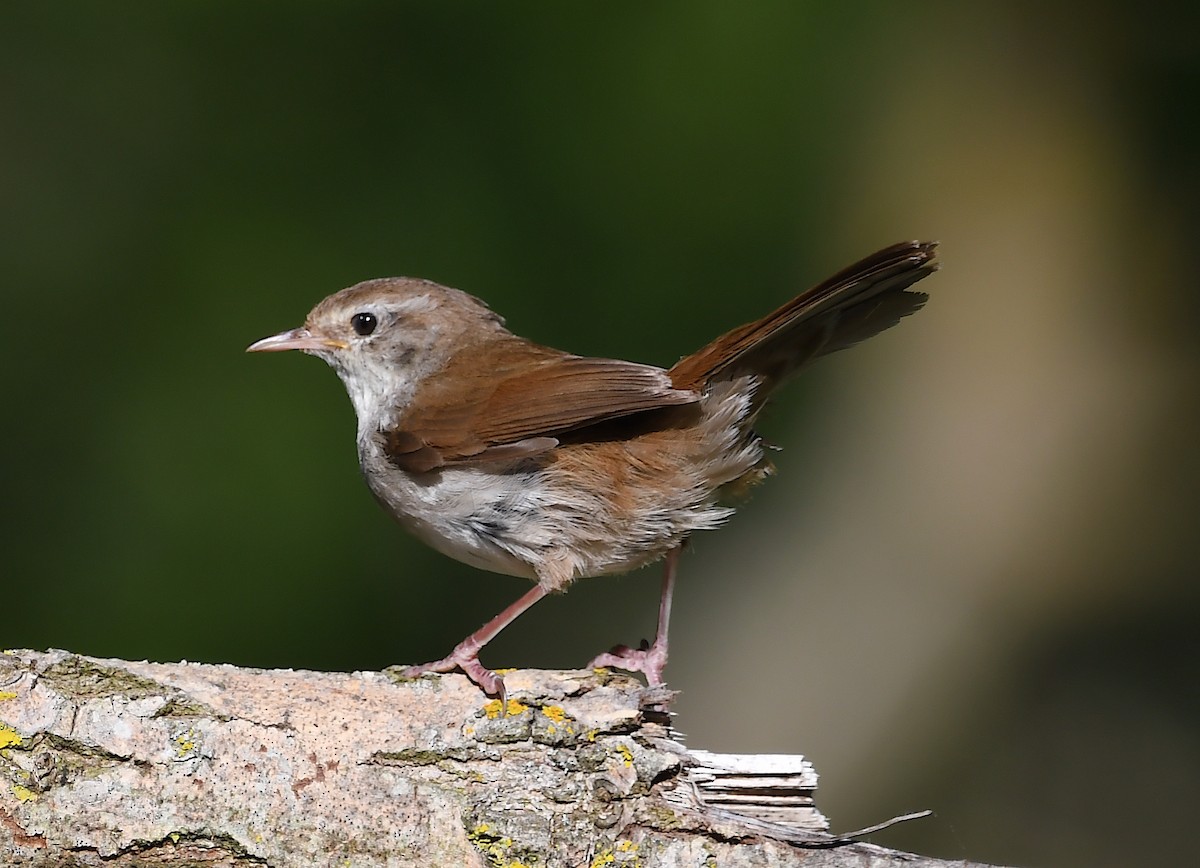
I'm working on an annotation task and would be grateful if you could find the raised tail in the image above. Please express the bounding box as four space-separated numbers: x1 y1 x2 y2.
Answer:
668 240 938 394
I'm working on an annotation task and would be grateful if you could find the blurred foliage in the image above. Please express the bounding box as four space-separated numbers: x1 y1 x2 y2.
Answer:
2 3 1197 866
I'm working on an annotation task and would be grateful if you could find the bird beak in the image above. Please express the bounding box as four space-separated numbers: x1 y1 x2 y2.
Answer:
246 327 348 353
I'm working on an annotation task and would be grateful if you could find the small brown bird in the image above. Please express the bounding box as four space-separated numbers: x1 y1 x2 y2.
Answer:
248 241 938 698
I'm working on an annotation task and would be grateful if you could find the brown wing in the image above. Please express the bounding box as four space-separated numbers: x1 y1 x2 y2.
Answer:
385 337 698 472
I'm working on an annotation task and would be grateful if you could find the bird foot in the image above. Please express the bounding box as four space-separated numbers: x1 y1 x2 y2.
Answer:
399 643 506 701
588 639 669 685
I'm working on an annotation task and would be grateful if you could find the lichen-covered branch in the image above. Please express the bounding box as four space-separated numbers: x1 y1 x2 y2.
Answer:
0 650 995 867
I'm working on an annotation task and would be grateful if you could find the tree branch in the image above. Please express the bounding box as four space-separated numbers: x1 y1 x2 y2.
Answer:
0 649 996 867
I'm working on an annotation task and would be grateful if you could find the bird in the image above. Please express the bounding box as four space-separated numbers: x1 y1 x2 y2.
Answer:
248 240 938 699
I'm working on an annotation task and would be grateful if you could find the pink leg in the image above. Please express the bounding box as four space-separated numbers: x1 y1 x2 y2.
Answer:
400 584 548 701
588 545 680 685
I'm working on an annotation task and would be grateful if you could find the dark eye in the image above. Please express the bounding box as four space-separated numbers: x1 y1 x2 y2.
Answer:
350 312 377 336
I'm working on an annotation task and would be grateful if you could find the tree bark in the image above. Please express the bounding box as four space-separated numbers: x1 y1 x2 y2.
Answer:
0 649 995 867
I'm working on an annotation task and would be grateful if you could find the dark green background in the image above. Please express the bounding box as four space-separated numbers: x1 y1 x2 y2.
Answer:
5 3 1198 866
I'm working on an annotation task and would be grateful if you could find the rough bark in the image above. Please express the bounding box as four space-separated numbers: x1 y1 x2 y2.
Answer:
0 650 995 867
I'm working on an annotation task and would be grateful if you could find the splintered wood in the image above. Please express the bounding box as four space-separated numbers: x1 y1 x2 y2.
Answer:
681 749 824 830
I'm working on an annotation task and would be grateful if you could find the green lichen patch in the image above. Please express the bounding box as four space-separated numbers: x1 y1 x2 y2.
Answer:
114 829 268 865
40 656 168 701
4 732 134 791
372 745 492 766
572 743 609 773
383 667 444 690
641 802 685 832
43 732 129 762
0 652 22 677
152 696 226 720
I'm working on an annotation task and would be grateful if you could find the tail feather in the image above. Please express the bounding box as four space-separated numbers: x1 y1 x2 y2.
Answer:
668 241 938 393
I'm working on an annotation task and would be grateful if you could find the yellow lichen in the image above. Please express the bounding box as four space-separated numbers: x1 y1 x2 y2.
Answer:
467 821 530 867
592 840 640 866
542 705 568 724
616 743 634 767
11 784 37 803
0 691 17 701
174 729 197 756
482 699 528 719
0 724 21 749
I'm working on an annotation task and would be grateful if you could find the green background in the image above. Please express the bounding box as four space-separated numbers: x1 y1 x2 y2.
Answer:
4 3 1198 866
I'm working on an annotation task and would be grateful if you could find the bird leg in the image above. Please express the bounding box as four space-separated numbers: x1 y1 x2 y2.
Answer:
588 545 680 685
399 583 548 702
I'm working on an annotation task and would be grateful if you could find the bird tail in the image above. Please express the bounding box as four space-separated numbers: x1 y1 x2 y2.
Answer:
668 241 938 396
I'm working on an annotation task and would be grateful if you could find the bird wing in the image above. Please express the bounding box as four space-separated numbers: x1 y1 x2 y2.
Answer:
384 339 698 472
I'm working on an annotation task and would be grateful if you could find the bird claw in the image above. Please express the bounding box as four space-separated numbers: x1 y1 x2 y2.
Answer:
588 639 669 685
400 644 507 702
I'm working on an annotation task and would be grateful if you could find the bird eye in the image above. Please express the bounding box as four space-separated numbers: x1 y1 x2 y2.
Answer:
350 312 377 336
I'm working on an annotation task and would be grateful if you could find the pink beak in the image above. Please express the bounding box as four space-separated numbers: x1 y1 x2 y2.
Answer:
246 327 347 353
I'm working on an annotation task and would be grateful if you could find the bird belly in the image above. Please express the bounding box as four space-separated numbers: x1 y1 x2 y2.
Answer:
361 457 693 586
358 377 767 588
360 455 544 580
